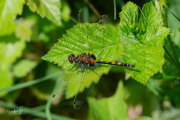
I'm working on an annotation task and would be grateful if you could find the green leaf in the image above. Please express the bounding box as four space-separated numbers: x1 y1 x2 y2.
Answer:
0 36 25 67
119 2 139 40
42 23 124 98
15 19 34 41
88 81 127 120
13 59 37 78
119 2 170 84
0 0 25 36
0 36 25 96
139 2 163 32
0 67 13 96
168 0 180 47
31 64 64 100
27 0 61 25
42 2 170 97
61 1 71 21
123 27 170 84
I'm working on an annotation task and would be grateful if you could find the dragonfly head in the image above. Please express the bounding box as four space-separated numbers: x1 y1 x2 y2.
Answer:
68 54 75 63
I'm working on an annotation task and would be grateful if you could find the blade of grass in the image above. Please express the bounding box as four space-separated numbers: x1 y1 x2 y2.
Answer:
46 94 53 120
0 71 62 93
45 78 64 120
31 105 46 111
61 19 73 28
167 8 180 23
0 100 74 120
146 80 160 96
163 45 178 67
70 16 79 24
146 78 175 100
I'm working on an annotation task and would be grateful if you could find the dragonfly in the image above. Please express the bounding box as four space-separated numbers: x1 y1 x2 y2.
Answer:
52 8 135 110
67 53 134 109
68 53 134 73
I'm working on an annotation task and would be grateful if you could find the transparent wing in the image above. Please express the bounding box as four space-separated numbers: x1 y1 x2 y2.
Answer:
52 79 67 105
73 87 89 110
67 67 89 110
78 8 91 23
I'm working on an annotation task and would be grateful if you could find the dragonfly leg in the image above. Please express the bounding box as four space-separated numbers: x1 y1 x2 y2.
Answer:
68 64 76 71
77 65 84 73
85 66 102 79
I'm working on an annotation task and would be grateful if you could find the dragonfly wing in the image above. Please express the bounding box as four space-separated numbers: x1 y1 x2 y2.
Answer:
52 79 67 105
73 87 89 110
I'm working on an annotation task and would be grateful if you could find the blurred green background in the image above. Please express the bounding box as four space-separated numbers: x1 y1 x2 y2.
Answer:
0 0 180 120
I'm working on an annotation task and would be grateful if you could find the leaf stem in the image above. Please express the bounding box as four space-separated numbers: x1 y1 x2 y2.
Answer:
70 16 79 24
0 71 62 93
45 78 64 120
0 100 73 120
114 0 117 20
85 0 101 18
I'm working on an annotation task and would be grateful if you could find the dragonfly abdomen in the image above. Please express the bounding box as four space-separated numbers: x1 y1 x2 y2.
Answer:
96 61 135 67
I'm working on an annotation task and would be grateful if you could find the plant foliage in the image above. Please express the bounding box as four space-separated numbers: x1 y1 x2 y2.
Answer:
0 0 25 36
0 0 179 119
42 1 170 99
27 0 61 25
88 81 127 120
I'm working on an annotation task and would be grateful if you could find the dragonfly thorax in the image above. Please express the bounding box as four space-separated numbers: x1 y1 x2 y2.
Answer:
68 53 97 66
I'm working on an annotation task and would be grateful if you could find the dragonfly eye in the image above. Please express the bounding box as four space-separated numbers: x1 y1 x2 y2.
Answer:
68 54 75 63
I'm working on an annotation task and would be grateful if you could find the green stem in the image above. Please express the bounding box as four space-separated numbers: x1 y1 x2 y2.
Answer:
46 97 53 120
85 0 101 18
113 0 117 20
0 100 74 120
0 71 62 93
70 16 79 24
45 79 64 120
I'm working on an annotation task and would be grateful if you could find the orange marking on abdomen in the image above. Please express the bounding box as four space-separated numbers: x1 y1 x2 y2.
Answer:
117 62 122 65
111 62 116 64
90 59 94 64
93 60 98 63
